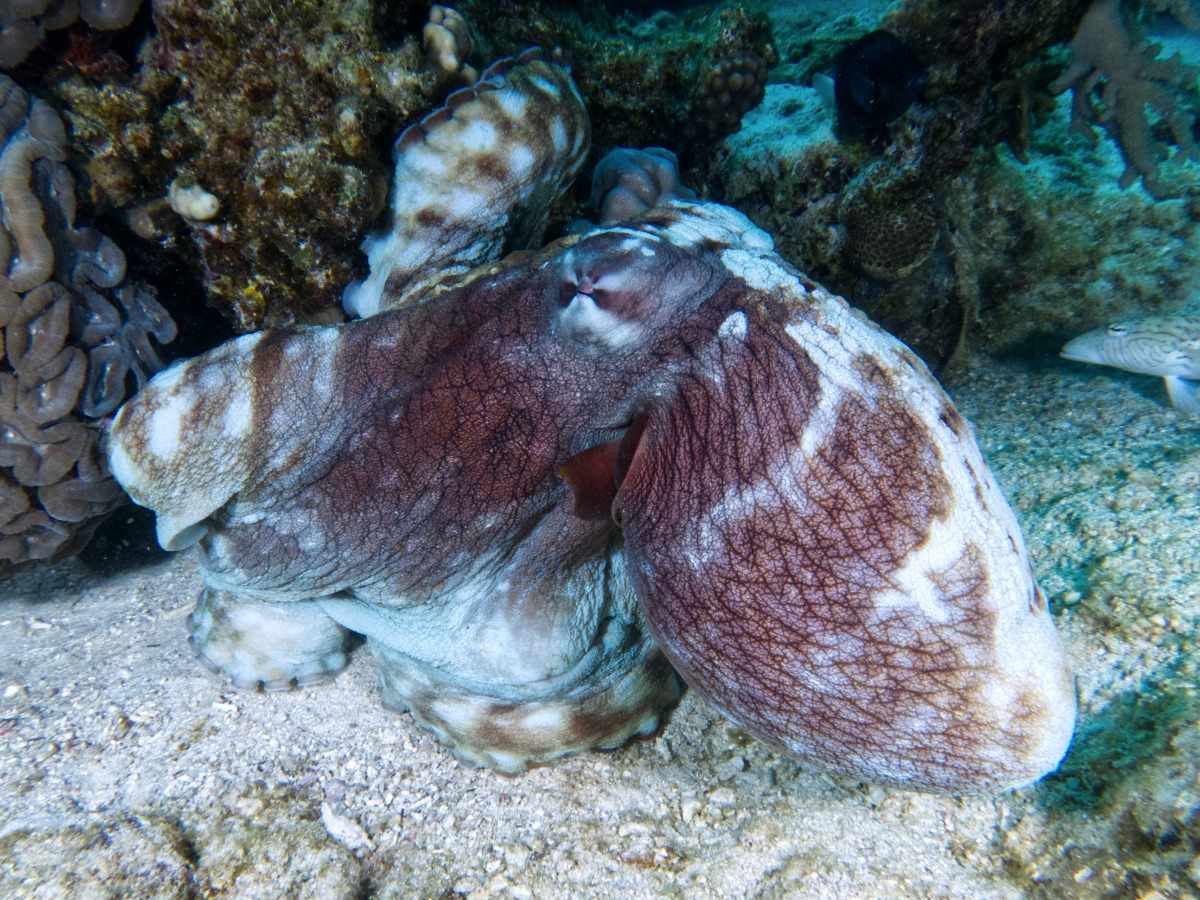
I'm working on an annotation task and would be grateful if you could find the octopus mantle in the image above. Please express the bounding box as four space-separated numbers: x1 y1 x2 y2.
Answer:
107 54 1074 793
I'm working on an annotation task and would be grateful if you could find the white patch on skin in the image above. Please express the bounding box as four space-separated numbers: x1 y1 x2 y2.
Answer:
459 119 498 151
147 389 196 459
981 679 1018 711
784 318 883 398
196 364 223 392
230 331 263 356
693 475 784 570
144 358 189 394
644 201 773 253
551 119 568 154
869 518 966 626
404 144 448 177
508 145 535 179
530 74 560 98
717 311 747 342
430 697 478 733
520 706 569 731
392 179 444 219
222 394 253 439
723 248 789 293
559 294 643 348
795 374 842 463
448 189 489 219
496 89 528 119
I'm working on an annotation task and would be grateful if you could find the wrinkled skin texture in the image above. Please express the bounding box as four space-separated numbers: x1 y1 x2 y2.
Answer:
108 56 1075 792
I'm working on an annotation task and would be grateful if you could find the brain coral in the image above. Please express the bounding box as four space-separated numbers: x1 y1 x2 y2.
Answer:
0 74 174 577
0 0 143 69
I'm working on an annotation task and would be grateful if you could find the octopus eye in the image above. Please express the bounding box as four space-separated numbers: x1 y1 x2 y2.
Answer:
1107 324 1128 337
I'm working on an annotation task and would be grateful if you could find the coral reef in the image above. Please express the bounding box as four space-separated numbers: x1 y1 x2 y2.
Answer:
10 1 774 333
461 0 775 164
129 0 443 330
0 74 174 578
0 0 143 69
1050 0 1200 198
25 0 450 331
717 0 1197 370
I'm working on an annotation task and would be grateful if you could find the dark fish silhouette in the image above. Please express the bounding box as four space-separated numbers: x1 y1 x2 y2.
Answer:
829 30 926 136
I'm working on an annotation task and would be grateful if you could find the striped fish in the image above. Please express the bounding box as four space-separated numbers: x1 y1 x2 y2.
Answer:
1061 315 1200 413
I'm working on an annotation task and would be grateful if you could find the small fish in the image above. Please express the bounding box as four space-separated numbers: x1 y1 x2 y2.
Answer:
1061 314 1200 412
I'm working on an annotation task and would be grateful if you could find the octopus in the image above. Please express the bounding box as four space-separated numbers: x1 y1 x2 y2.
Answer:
107 50 1075 793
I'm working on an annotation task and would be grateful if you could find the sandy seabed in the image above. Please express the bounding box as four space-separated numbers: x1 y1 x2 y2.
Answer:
2 359 1199 899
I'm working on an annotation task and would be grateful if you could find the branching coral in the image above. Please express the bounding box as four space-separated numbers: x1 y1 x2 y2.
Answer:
0 74 174 576
987 60 1060 163
1050 0 1200 197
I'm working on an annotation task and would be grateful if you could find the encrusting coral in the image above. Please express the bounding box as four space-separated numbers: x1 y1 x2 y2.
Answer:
461 0 775 164
15 0 453 332
0 73 174 577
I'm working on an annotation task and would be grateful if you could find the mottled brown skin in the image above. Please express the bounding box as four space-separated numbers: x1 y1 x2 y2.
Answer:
187 231 729 604
614 317 1008 784
111 202 1074 789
